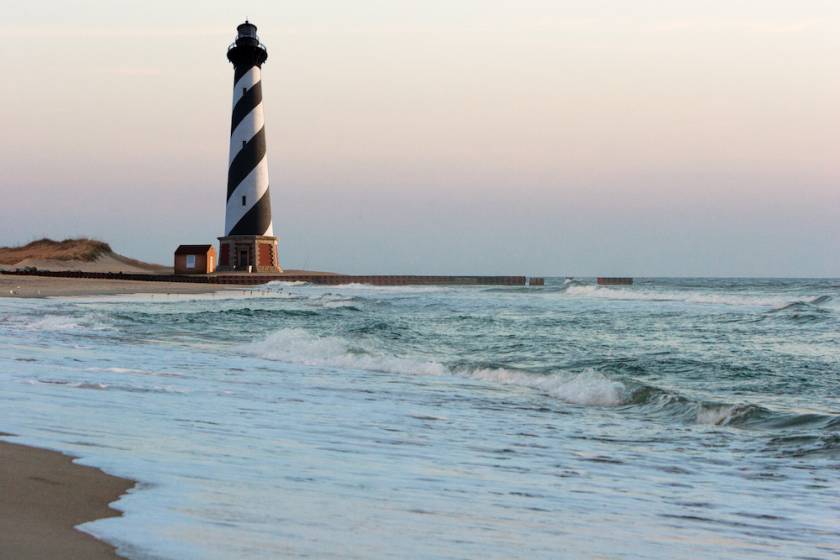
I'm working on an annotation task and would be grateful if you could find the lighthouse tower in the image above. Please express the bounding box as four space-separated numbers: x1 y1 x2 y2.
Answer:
217 21 282 272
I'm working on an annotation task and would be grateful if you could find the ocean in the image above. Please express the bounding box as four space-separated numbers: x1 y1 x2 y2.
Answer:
1 278 838 559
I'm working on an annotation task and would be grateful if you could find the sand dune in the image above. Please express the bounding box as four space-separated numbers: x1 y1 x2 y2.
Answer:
0 238 169 274
10 254 168 274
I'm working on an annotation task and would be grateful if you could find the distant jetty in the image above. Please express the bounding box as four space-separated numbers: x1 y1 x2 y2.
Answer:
597 277 633 285
3 269 529 287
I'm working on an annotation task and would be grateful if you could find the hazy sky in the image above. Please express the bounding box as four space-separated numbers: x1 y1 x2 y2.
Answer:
1 1 838 275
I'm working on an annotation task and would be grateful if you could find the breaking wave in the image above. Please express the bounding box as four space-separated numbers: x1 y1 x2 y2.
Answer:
240 328 840 432
766 295 833 321
557 284 834 310
266 281 448 294
625 384 839 433
239 328 625 406
239 328 448 377
26 315 84 331
19 313 114 332
467 368 626 406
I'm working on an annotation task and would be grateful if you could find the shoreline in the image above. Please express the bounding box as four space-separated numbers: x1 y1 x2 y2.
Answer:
0 438 135 559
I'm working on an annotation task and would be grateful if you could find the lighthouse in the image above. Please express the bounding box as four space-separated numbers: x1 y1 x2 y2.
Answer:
217 21 282 272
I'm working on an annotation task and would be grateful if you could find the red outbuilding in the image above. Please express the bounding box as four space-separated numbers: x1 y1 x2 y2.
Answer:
174 245 216 274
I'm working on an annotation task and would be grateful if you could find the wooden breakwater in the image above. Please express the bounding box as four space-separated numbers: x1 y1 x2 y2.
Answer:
2 269 527 287
597 277 633 285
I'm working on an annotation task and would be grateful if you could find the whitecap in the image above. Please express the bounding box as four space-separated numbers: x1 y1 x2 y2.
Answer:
27 315 83 331
240 328 447 376
23 313 113 332
466 368 627 406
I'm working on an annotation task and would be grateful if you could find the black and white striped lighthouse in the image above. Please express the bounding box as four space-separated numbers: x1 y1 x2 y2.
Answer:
217 21 282 272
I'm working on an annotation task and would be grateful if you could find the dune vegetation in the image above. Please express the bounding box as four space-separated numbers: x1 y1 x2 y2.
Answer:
0 238 113 265
0 238 167 272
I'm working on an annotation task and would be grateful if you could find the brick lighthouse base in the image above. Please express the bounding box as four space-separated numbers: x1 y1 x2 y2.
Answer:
216 235 282 273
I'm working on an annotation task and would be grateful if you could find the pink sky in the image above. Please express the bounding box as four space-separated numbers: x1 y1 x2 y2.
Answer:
1 1 838 275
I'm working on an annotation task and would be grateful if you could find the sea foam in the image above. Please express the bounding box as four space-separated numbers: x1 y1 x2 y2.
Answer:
240 328 448 376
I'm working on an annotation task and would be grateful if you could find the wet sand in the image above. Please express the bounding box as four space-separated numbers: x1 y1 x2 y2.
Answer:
0 439 134 559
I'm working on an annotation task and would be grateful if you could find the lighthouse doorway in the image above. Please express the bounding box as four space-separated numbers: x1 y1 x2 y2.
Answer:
237 248 249 269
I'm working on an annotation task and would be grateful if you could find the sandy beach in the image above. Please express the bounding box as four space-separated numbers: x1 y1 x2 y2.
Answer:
0 269 344 298
0 274 225 298
0 439 134 559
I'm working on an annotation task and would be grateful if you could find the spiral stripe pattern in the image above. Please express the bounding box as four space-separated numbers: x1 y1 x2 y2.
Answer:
225 62 273 237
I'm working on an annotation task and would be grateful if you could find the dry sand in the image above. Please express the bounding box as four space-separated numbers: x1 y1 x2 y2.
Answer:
0 439 134 560
0 275 225 298
0 268 342 298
